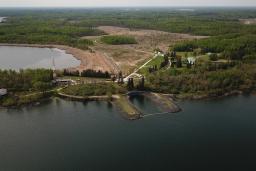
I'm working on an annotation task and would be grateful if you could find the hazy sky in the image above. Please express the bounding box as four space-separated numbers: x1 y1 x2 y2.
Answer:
0 0 255 7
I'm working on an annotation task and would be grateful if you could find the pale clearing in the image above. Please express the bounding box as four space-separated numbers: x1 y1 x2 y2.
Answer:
83 26 207 74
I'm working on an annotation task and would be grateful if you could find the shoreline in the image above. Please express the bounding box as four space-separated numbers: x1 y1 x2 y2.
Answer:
0 43 116 73
1 90 255 120
57 91 120 101
173 90 246 101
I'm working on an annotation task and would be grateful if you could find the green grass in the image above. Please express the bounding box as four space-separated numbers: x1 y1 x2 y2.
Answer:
147 56 165 67
176 52 193 57
138 56 165 75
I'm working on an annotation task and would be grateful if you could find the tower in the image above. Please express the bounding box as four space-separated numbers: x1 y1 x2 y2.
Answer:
52 57 57 79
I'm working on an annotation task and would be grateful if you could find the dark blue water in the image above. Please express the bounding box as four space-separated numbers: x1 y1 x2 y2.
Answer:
0 95 256 170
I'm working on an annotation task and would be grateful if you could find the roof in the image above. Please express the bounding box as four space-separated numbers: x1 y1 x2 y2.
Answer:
0 89 7 96
187 57 196 64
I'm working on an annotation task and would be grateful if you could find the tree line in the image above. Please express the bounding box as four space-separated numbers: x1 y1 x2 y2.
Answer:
173 34 256 61
0 69 53 91
63 69 111 78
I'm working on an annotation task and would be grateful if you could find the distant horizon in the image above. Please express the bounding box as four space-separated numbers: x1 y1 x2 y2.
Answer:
0 0 255 8
0 6 256 8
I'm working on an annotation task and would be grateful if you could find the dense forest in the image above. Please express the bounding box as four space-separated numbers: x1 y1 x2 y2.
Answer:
173 34 256 61
0 69 54 107
0 8 255 42
146 64 256 98
0 8 255 50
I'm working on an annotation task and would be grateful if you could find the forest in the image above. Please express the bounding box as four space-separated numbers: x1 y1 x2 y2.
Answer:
173 34 256 61
0 8 256 44
0 69 54 107
0 69 53 91
0 7 256 99
146 63 256 98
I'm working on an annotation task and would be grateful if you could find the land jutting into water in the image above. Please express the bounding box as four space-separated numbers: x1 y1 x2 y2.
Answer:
0 8 256 119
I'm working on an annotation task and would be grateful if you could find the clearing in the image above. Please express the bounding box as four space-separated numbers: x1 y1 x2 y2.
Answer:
83 26 207 74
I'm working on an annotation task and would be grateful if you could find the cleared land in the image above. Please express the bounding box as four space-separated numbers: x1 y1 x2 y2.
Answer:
1 26 207 75
84 26 208 74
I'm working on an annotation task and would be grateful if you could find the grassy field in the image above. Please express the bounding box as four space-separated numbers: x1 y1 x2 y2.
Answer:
138 56 165 75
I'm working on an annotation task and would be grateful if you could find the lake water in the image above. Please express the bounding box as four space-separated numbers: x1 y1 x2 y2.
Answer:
0 46 80 70
0 95 256 170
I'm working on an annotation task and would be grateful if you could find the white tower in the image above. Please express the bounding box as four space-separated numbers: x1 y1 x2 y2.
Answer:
52 57 57 79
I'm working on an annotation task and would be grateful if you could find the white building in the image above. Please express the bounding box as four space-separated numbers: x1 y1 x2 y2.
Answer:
187 57 196 65
0 89 7 96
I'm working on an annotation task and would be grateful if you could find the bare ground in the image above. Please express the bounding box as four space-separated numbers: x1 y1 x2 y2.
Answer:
0 26 207 75
84 26 208 74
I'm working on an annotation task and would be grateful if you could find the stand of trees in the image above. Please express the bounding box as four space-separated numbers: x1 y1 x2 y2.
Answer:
173 34 256 61
160 55 169 68
63 69 80 77
81 69 110 78
0 69 53 91
61 83 127 97
101 35 137 45
127 78 134 90
63 69 111 78
148 65 158 73
147 63 256 96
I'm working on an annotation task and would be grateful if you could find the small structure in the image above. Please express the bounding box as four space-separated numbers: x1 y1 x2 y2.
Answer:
187 57 196 65
0 88 7 97
52 57 57 79
0 17 7 23
55 79 77 86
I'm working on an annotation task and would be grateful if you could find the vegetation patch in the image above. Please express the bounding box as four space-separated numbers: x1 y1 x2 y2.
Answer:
147 64 256 97
173 34 256 61
61 83 127 97
101 35 137 45
0 69 53 92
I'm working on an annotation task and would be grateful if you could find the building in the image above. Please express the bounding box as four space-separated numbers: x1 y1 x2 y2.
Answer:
54 79 77 86
187 57 196 65
0 89 7 97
